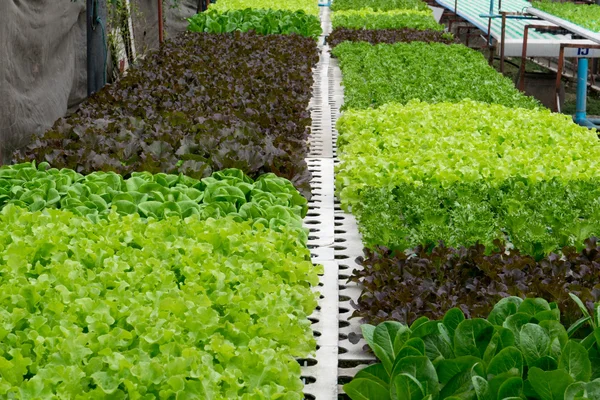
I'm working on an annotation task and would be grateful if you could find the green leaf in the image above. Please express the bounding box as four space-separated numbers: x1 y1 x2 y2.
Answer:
565 381 600 400
570 294 594 328
530 356 559 371
519 298 551 317
520 323 551 366
361 324 376 348
344 378 391 400
568 316 592 338
487 347 523 377
444 308 466 342
437 356 481 398
454 319 494 358
371 321 407 374
138 201 163 218
394 373 424 400
528 367 575 400
472 375 493 400
391 356 438 398
504 313 532 347
403 337 426 356
498 376 523 399
488 297 523 326
559 341 592 382
355 363 390 386
113 200 137 215
540 320 569 359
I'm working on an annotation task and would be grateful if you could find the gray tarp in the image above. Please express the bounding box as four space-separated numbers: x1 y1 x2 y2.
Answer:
0 0 198 163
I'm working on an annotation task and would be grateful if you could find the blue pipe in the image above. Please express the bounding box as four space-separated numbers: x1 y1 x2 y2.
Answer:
575 58 588 124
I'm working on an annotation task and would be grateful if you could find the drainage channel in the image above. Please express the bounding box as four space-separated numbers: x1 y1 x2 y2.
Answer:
301 7 375 399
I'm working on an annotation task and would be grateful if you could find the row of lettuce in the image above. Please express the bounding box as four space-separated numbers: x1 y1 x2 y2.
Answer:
331 0 600 399
0 0 325 398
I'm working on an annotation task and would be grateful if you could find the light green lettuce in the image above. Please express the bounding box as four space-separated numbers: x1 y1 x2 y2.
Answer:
332 8 443 31
210 0 319 16
0 205 321 398
336 100 600 209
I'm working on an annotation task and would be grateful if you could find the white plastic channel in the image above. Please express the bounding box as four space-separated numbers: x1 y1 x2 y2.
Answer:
301 7 338 399
328 58 376 398
302 7 374 399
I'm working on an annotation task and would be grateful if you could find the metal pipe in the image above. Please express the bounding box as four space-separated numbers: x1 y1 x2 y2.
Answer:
556 44 565 113
500 12 506 73
575 58 589 123
518 25 530 92
158 0 164 44
466 26 470 47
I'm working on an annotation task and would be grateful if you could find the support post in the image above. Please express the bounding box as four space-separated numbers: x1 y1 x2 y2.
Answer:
575 58 589 124
500 12 506 73
158 0 164 44
518 25 530 92
555 44 565 113
87 0 107 96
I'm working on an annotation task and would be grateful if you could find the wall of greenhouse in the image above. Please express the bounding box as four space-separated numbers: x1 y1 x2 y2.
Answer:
0 0 198 163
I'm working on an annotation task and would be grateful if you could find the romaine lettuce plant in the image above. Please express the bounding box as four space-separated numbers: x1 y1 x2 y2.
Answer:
187 9 322 39
332 9 444 31
344 296 600 400
332 42 540 110
0 205 321 398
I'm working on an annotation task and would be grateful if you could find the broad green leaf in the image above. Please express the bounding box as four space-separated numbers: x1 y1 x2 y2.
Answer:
565 381 600 400
559 341 592 382
438 356 481 398
355 363 390 386
454 319 494 358
472 375 492 400
520 323 551 366
498 376 523 399
528 367 575 400
391 356 438 398
540 320 569 359
344 378 391 400
404 338 426 356
394 373 423 400
374 321 410 360
444 308 466 342
488 347 523 377
503 313 532 347
519 298 551 317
